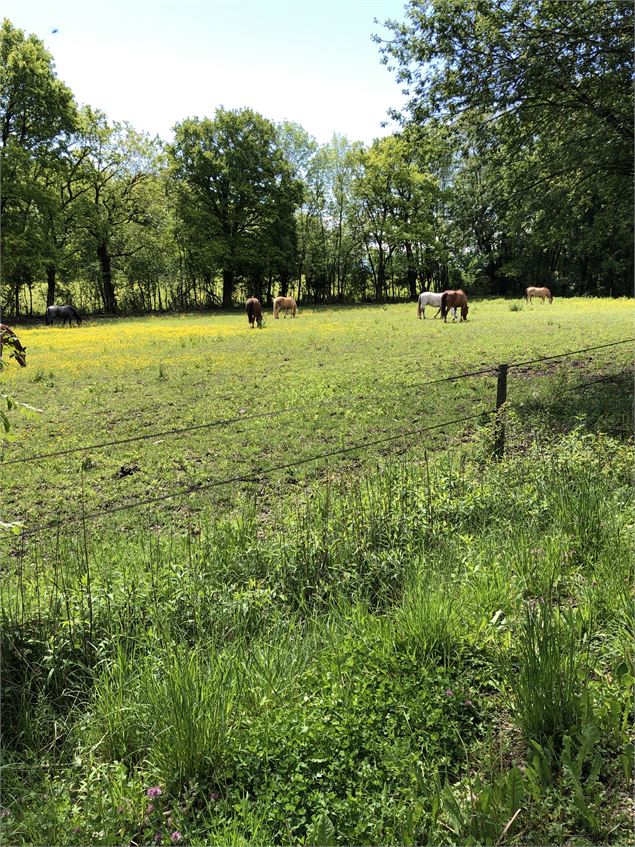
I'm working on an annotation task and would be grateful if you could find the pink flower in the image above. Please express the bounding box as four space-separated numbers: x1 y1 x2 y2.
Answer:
146 786 163 799
154 833 162 845
445 688 454 697
170 832 182 843
146 803 154 814
209 790 220 801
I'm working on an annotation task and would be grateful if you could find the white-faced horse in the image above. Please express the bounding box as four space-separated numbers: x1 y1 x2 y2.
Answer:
525 286 553 304
273 296 297 319
417 291 456 320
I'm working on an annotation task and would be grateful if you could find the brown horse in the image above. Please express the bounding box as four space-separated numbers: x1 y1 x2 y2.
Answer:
440 290 469 322
525 286 553 304
245 296 263 328
273 296 297 319
0 324 27 367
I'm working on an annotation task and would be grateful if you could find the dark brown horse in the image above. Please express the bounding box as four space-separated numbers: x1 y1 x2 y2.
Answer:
440 290 469 322
0 324 27 367
245 297 263 328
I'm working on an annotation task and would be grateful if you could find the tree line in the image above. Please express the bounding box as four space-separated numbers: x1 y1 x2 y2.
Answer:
1 2 632 318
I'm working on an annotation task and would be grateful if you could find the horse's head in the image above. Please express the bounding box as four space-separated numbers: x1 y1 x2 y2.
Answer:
3 337 26 367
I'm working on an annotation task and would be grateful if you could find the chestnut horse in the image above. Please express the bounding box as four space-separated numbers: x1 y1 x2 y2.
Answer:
273 296 297 319
440 290 469 322
525 286 553 304
245 296 263 328
0 324 27 367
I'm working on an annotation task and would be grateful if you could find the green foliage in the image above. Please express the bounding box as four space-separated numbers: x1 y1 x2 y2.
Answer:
2 431 633 844
169 107 303 306
379 0 633 296
5 6 632 313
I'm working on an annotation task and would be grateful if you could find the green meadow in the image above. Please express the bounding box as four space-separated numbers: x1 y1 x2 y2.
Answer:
2 297 633 530
1 298 634 845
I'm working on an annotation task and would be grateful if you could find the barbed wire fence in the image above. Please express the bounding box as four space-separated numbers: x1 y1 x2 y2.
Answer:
1 337 632 544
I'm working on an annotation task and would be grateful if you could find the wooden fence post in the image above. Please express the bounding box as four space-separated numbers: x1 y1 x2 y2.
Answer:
494 363 508 459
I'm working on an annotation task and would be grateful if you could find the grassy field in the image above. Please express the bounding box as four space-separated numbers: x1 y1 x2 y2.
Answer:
2 297 633 532
1 297 634 845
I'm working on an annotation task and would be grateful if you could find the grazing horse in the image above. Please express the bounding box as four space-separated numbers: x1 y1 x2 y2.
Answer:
525 286 553 304
417 291 456 320
273 296 297 319
45 304 82 326
440 290 469 322
0 324 27 367
245 296 263 328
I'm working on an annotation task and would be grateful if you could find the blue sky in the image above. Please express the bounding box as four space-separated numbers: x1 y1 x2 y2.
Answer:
5 0 409 145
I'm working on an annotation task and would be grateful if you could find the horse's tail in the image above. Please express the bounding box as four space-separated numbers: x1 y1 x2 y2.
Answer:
440 292 448 320
417 298 422 319
524 288 529 303
246 300 254 322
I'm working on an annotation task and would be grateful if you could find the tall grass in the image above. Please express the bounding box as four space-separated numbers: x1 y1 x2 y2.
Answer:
1 432 633 844
511 597 591 748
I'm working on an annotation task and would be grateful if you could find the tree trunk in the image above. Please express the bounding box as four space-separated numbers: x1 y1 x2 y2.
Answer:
253 269 264 303
97 241 117 313
222 268 234 308
46 265 57 307
405 242 418 299
279 269 289 298
484 258 499 295
375 253 386 302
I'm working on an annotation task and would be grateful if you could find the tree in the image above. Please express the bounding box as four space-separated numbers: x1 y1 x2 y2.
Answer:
69 108 163 314
351 135 438 301
169 108 302 307
298 135 363 303
0 18 77 315
379 0 633 295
